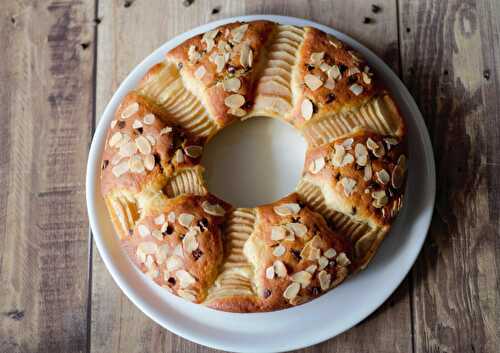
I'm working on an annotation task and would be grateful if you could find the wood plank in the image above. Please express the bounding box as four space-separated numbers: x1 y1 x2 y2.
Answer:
0 1 96 352
91 1 411 352
399 0 500 352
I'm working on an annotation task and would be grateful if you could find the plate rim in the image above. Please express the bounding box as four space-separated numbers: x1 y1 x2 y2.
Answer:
86 14 436 352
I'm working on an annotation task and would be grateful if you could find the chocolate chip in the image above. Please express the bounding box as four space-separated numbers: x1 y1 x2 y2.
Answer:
167 277 176 285
177 62 183 70
306 64 314 71
339 64 348 74
263 289 272 298
102 160 109 170
351 206 357 215
325 93 336 103
291 249 302 262
117 120 126 129
135 127 143 134
162 225 174 236
154 153 161 165
328 261 336 269
335 172 341 181
192 248 203 260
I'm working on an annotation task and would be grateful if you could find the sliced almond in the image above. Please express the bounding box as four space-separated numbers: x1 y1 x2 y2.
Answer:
155 244 168 264
119 141 137 157
274 203 301 217
144 154 155 171
340 153 354 166
166 255 183 271
178 213 194 228
265 265 275 279
349 84 364 96
362 72 372 84
272 244 286 257
340 177 357 196
143 113 155 125
188 45 201 63
201 201 225 216
109 132 123 147
318 256 329 270
168 212 176 223
213 54 226 72
194 65 206 80
283 282 300 300
291 271 312 288
160 126 172 135
273 260 287 278
331 144 346 167
230 24 248 44
138 224 150 238
145 255 155 270
175 149 185 164
318 270 331 291
229 107 247 117
354 143 368 166
324 77 336 90
271 226 287 241
184 145 203 158
138 241 157 255
301 98 313 120
222 77 241 92
286 223 307 238
304 74 323 91
224 94 245 108
240 43 251 68
135 136 152 155
347 67 360 76
154 214 165 225
366 137 379 151
128 155 145 173
364 163 373 181
376 169 390 185
182 229 198 253
328 65 341 80
112 161 129 177
121 102 139 119
310 52 324 65
309 157 325 174
324 248 337 259
336 252 351 266
110 120 117 129
305 264 317 274
176 269 196 288
319 62 331 72
132 120 143 129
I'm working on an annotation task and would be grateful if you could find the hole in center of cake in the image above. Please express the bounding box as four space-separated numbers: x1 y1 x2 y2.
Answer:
201 117 307 208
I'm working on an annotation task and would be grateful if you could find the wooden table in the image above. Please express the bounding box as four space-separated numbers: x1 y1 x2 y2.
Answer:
1 1 499 352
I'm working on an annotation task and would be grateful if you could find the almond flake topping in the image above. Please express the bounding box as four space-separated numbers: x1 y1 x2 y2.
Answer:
318 270 331 291
318 256 329 270
194 65 206 79
340 177 357 196
304 74 323 91
229 107 247 117
176 270 196 288
340 153 354 167
144 154 155 171
132 120 143 129
376 169 390 185
310 52 324 65
138 241 157 255
178 213 194 227
366 137 379 151
110 120 117 129
240 43 252 68
283 282 300 300
145 255 155 270
224 94 245 108
212 54 226 72
154 214 165 225
135 136 152 155
121 102 139 119
309 157 325 174
271 226 287 241
222 77 241 92
324 248 337 259
273 260 287 278
354 143 369 166
156 244 168 263
109 132 123 147
112 161 129 177
384 137 399 149
230 24 248 44
319 62 331 72
202 29 218 52
301 98 313 120
143 113 155 125
349 83 364 96
146 134 156 145
201 201 225 216
332 144 346 167
286 223 307 238
272 244 286 257
182 229 198 253
265 265 275 279
119 141 137 157
364 163 373 181
362 72 372 84
328 65 342 80
342 138 354 149
348 67 360 76
184 145 203 158
305 264 317 274
128 155 145 173
138 224 150 238
160 126 172 135
168 212 176 223
324 77 336 89
274 203 301 217
291 271 312 288
372 142 386 158
336 252 351 266
175 149 185 164
166 255 183 271
188 45 201 63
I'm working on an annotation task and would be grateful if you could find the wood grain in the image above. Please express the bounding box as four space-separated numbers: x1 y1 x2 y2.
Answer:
399 0 500 352
0 1 95 352
91 1 411 352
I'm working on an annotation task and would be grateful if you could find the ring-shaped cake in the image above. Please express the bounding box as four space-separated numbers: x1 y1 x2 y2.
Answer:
100 20 407 312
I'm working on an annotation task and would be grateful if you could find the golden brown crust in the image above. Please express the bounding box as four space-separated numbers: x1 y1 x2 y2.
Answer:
99 20 409 312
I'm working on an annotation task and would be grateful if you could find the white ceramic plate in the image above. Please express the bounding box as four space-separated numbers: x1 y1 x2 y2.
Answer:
86 15 435 353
